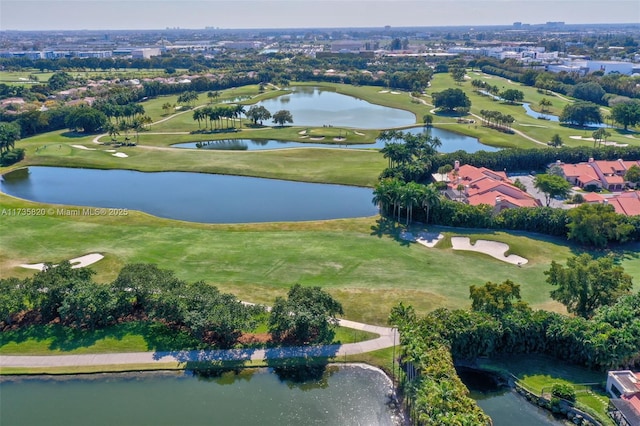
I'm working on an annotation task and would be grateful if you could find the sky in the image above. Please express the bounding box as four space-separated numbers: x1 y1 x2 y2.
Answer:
1 0 638 31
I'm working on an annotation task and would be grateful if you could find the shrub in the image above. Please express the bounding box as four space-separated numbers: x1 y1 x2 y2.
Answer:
0 148 25 166
551 383 576 403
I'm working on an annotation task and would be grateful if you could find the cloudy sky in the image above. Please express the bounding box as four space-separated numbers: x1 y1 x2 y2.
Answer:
1 0 638 31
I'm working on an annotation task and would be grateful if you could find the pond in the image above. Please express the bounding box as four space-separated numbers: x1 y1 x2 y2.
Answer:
0 365 400 426
0 167 377 223
255 86 416 129
171 127 499 153
457 368 563 426
522 103 611 129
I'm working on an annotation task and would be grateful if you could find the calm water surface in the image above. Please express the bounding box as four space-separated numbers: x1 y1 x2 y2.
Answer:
0 366 398 426
0 167 376 223
172 127 498 153
256 86 416 129
458 369 563 426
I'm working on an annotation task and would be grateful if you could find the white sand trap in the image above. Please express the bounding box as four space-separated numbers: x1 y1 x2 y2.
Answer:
354 131 365 136
112 152 128 158
71 144 96 151
570 136 594 141
298 130 307 135
105 149 116 152
378 90 389 93
333 137 346 142
390 91 400 95
19 253 104 271
400 231 444 248
451 237 527 265
601 141 628 147
299 135 309 139
309 136 325 141
416 232 444 248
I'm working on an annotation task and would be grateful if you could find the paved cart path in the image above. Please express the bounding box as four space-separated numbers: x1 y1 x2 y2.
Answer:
0 319 397 368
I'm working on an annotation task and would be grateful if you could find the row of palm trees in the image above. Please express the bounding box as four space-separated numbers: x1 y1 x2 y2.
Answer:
105 115 153 145
193 104 245 131
373 178 441 225
479 109 515 132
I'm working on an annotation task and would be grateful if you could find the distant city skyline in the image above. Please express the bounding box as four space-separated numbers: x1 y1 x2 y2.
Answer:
1 0 638 31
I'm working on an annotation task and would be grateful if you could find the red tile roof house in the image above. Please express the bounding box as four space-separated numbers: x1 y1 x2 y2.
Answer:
559 158 640 191
581 191 640 216
445 162 540 212
606 370 640 426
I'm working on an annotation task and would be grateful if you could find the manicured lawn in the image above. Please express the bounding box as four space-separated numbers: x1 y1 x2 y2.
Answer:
14 139 385 187
0 322 377 356
478 354 614 425
426 73 638 148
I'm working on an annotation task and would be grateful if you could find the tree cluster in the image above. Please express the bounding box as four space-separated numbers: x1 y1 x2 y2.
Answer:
0 263 260 347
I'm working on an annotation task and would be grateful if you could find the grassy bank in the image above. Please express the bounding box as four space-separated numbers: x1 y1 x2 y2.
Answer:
478 354 614 425
7 193 640 326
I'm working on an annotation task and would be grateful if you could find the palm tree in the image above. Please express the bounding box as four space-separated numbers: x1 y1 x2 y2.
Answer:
539 98 552 114
193 109 205 129
420 184 440 224
105 122 119 143
233 104 245 129
456 184 465 202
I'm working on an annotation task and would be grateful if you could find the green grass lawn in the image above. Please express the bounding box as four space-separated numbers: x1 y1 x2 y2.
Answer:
0 321 378 356
478 354 614 425
13 137 385 186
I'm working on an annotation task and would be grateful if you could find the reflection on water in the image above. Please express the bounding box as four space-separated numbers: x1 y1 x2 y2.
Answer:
0 366 400 426
255 87 416 129
457 368 563 426
172 127 499 153
0 167 377 223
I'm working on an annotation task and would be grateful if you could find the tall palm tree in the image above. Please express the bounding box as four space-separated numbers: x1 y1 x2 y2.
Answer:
420 184 440 224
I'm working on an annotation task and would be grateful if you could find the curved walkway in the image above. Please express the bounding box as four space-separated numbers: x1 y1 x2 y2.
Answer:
0 319 397 368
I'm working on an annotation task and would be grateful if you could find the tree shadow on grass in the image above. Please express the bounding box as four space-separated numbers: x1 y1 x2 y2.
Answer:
60 131 96 139
0 321 203 354
370 217 412 247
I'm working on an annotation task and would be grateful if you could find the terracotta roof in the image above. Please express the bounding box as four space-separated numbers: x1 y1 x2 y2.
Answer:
583 192 604 203
561 163 598 180
607 192 640 216
603 175 625 184
595 160 626 174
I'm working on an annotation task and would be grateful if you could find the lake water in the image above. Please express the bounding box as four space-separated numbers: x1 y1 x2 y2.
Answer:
255 86 416 129
0 366 400 426
521 103 611 128
0 167 377 223
172 127 499 153
457 368 563 426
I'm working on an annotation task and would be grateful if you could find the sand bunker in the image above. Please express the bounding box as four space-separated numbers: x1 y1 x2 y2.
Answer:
378 90 389 93
309 136 325 141
450 237 528 265
105 149 116 152
299 135 309 139
400 231 444 248
354 131 365 136
390 91 400 95
333 137 346 142
298 130 307 135
112 152 128 158
19 253 105 271
71 144 96 151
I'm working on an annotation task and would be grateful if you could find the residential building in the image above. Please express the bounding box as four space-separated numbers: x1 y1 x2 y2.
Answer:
443 162 540 211
558 159 640 192
606 370 640 426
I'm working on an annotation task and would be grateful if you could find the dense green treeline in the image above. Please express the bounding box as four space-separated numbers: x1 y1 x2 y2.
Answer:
0 263 260 347
391 290 640 425
376 138 640 246
0 263 345 349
